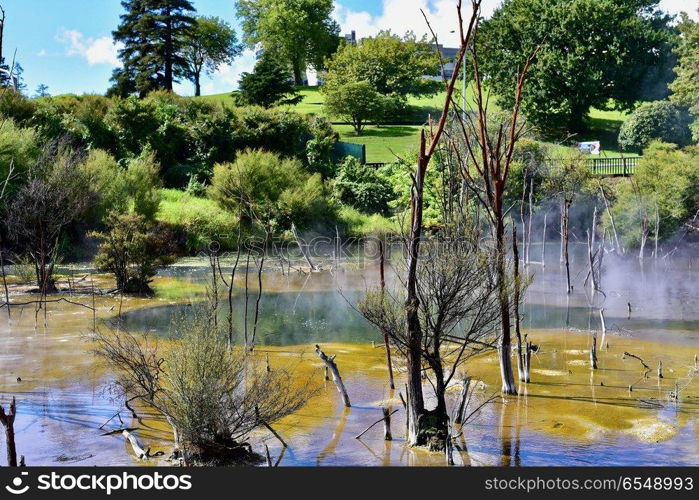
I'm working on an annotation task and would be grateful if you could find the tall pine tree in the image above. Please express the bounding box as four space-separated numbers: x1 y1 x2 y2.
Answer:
111 0 196 97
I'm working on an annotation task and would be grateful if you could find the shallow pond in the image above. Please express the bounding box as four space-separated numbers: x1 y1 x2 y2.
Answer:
1 248 698 466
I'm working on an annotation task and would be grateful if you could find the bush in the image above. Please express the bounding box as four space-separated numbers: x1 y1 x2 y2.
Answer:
323 81 386 135
80 149 129 223
608 142 699 251
333 157 394 214
93 212 176 294
157 189 238 252
126 148 163 221
0 120 41 201
0 89 36 125
618 101 692 152
209 149 332 231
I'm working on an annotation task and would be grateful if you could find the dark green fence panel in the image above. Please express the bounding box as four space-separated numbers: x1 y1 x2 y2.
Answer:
332 141 366 164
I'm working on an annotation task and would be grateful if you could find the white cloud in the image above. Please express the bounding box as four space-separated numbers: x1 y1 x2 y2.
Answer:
57 28 123 66
333 0 501 47
659 0 699 20
333 0 698 45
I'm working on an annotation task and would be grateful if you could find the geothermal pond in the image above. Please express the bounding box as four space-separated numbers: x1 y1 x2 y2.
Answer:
1 245 698 466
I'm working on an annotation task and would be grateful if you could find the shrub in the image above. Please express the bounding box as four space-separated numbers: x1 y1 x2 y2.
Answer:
333 157 394 214
80 149 129 223
157 189 238 252
234 52 302 108
323 81 386 135
618 101 692 151
0 120 41 200
93 212 176 294
608 142 699 252
209 149 332 231
126 148 163 221
0 89 36 125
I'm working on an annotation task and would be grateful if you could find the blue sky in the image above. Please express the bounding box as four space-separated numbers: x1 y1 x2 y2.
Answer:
2 0 696 97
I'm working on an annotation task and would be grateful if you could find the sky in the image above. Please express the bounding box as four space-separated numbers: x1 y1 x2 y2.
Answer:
1 0 697 97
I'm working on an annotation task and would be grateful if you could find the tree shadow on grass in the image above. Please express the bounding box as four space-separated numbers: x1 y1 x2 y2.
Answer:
354 126 419 138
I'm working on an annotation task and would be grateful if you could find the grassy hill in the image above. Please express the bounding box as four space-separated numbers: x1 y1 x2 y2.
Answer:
196 86 632 163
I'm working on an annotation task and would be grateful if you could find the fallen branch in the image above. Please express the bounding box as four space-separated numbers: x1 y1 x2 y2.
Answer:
623 352 650 371
355 409 399 440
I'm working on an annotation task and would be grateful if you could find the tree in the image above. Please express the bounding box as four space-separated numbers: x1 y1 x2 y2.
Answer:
93 212 176 295
323 81 385 135
618 100 692 151
479 0 675 131
669 11 699 141
183 16 242 97
6 143 93 293
235 52 302 108
323 31 440 102
236 0 340 85
111 0 196 97
34 84 50 98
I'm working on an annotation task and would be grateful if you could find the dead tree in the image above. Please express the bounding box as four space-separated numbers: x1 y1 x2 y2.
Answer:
0 397 17 466
401 0 480 444
454 377 472 424
315 345 351 408
455 25 538 395
378 238 395 390
513 226 525 382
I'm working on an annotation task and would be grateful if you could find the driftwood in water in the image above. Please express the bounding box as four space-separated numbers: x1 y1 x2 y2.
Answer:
623 352 650 371
355 408 399 440
454 377 472 424
0 397 17 466
122 430 150 460
378 239 395 390
315 345 351 407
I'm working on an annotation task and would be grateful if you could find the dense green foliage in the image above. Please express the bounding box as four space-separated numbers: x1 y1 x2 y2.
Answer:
236 0 339 84
669 11 699 141
618 100 691 151
93 212 177 294
209 149 333 232
332 157 394 214
480 0 675 131
607 142 699 251
235 52 302 108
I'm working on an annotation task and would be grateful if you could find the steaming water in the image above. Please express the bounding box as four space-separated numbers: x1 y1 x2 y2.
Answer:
1 249 697 466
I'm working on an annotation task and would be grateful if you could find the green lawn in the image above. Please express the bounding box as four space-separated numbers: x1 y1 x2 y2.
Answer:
196 86 632 163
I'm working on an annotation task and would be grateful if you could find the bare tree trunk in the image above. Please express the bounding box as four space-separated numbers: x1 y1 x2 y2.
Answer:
379 239 395 390
454 377 472 424
541 213 547 267
382 407 392 441
590 333 598 370
496 205 517 395
526 178 534 265
513 225 525 382
563 199 572 294
0 398 18 466
600 185 622 255
0 233 10 321
315 345 351 408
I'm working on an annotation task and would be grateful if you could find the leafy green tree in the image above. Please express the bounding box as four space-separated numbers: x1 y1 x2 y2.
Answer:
80 149 130 224
235 52 302 107
618 100 691 151
479 0 675 131
93 212 176 294
236 0 339 85
323 31 439 102
111 0 196 96
183 16 242 97
669 11 699 141
323 81 386 135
